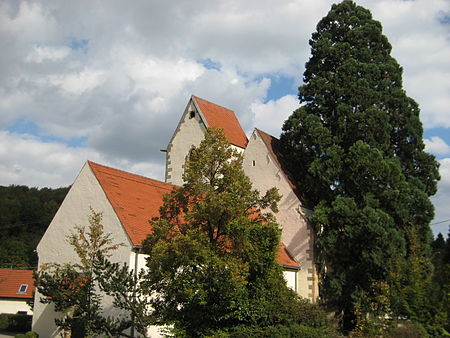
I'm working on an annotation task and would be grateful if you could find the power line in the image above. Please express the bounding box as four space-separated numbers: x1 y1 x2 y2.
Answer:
431 218 450 226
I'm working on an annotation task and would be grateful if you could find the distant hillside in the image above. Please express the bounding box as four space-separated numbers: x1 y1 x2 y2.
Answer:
0 185 69 269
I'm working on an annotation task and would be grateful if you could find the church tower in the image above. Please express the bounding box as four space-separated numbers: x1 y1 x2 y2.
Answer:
164 95 247 185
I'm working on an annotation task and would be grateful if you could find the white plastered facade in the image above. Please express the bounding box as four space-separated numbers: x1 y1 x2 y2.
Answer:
165 98 244 186
0 299 32 315
242 130 318 301
32 163 164 338
165 99 207 186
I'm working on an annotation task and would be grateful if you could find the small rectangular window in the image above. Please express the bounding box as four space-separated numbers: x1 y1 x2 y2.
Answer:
18 284 28 293
189 111 196 119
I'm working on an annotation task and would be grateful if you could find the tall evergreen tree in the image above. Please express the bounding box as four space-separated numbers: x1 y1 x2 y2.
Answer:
280 0 439 333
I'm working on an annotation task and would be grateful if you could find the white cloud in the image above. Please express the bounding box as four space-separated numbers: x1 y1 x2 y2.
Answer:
26 45 71 63
424 136 450 156
0 131 100 187
47 69 105 95
0 131 165 188
250 95 299 137
361 0 450 128
0 0 449 230
431 158 450 235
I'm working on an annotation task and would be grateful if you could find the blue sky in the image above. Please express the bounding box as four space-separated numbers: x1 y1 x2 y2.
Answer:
0 0 449 234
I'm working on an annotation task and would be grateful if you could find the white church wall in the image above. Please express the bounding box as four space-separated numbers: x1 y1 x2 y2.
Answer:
165 101 207 186
32 163 133 337
243 130 318 301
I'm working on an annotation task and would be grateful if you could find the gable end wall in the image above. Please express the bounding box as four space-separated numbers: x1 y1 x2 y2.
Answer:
243 131 318 301
32 163 133 337
165 100 207 186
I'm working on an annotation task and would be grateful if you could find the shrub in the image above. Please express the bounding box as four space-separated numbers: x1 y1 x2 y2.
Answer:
388 320 428 338
206 324 331 338
0 313 32 332
15 332 39 338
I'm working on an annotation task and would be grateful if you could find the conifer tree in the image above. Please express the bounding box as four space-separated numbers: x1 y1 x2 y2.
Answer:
280 0 440 333
35 210 150 337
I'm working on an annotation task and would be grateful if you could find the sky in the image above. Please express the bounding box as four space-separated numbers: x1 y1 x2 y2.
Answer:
0 0 449 235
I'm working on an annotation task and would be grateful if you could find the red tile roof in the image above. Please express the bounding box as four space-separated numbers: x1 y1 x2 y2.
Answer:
88 161 175 247
278 244 300 269
88 161 298 267
0 269 35 299
193 96 248 149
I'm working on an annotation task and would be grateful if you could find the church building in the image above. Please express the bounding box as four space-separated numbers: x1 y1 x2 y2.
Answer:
32 96 317 337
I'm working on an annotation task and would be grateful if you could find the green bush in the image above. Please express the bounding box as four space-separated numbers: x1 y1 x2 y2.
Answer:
0 313 11 330
388 321 428 338
260 324 330 338
15 332 39 338
0 313 32 332
206 324 330 338
288 298 333 329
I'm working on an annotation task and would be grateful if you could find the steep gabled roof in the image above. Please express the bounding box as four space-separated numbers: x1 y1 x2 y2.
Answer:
88 161 298 268
192 96 248 149
278 244 300 269
0 269 35 299
88 161 175 247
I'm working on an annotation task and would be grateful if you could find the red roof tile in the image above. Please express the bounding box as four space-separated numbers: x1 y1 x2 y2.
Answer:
88 161 175 247
88 161 296 267
277 244 300 269
0 269 35 299
193 96 248 148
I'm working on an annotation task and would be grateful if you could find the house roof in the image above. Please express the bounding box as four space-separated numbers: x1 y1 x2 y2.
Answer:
277 244 300 269
0 269 35 299
87 161 298 268
192 96 248 149
88 161 175 247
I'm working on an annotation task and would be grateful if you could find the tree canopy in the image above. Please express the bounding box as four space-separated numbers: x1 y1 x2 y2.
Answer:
0 185 68 269
280 0 440 334
142 128 333 337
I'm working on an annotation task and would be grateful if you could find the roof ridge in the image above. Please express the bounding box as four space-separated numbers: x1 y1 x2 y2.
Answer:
88 161 176 191
192 96 248 148
255 128 278 140
192 95 234 113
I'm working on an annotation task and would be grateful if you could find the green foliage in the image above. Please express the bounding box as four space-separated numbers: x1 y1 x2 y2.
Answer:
389 227 447 336
14 331 39 338
431 229 450 334
0 313 32 332
0 185 68 268
280 0 439 334
93 253 155 336
143 128 328 336
34 209 149 337
207 323 332 338
387 321 429 338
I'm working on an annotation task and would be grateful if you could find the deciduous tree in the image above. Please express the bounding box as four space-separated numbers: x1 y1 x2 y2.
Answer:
35 210 150 337
142 128 331 336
